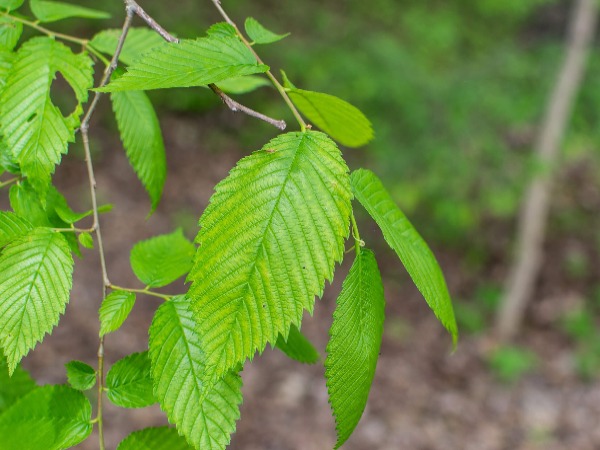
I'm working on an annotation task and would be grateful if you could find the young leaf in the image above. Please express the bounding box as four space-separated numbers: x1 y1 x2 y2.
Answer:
100 36 268 92
187 130 352 383
99 290 136 337
0 228 73 374
130 229 195 288
350 169 458 344
0 37 93 192
0 354 36 414
117 427 192 450
106 351 155 408
65 361 96 391
206 22 237 39
0 385 92 450
325 249 385 448
111 72 166 212
0 0 24 11
286 87 374 148
90 28 165 66
275 325 320 364
149 296 243 450
244 17 290 44
0 211 32 247
30 0 110 23
216 75 270 95
78 232 94 249
0 17 22 51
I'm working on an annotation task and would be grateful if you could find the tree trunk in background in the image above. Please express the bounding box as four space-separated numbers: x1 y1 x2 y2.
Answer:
495 0 598 342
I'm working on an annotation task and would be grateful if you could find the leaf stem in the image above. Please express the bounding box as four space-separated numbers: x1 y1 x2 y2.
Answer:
51 226 94 233
209 0 307 131
109 284 174 301
0 176 19 189
350 212 364 254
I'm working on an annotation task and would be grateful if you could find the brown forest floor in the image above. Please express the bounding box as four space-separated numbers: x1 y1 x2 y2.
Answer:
16 112 600 450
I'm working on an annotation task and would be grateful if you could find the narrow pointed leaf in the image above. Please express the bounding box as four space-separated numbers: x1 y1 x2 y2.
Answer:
0 385 92 450
100 36 268 92
287 88 373 148
325 249 385 448
0 211 32 247
106 351 155 408
30 0 110 23
149 296 242 449
117 427 192 450
244 17 289 44
65 360 96 391
0 17 22 50
0 0 24 11
0 354 36 414
275 324 319 364
90 28 164 66
188 130 352 383
351 169 458 344
0 228 73 374
111 76 166 212
99 291 136 337
0 37 93 190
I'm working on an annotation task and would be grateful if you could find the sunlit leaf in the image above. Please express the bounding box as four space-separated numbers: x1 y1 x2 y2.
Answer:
99 291 136 337
106 351 155 408
30 0 110 23
244 17 289 44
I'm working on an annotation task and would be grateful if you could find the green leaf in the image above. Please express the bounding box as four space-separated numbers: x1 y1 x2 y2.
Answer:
325 249 385 448
286 87 373 148
275 324 319 364
111 72 166 212
65 360 96 391
9 182 50 226
0 17 22 50
244 17 289 44
100 36 268 92
0 0 24 11
90 28 165 66
0 354 36 414
0 49 15 88
131 229 195 288
78 232 93 249
206 22 237 39
0 37 93 191
47 185 93 224
149 296 242 449
0 211 32 247
106 351 155 408
350 169 458 344
0 228 73 374
188 130 352 383
215 75 270 95
117 427 192 450
99 290 136 337
30 0 110 22
0 385 92 450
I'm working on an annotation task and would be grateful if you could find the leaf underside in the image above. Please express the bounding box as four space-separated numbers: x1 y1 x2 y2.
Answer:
275 324 320 364
100 36 268 92
325 249 385 449
149 296 242 450
0 228 73 374
117 426 192 450
187 130 352 384
350 169 458 344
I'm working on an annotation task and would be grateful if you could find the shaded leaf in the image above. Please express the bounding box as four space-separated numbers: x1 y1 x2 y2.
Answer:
0 353 36 414
188 131 352 383
90 28 164 66
130 229 195 288
117 427 192 450
216 75 270 95
65 360 96 391
0 228 73 374
149 296 242 449
0 385 92 450
100 36 268 92
99 290 136 337
325 249 385 448
106 351 155 408
275 324 319 364
0 0 24 11
244 17 289 44
30 0 110 23
351 169 458 344
0 16 22 51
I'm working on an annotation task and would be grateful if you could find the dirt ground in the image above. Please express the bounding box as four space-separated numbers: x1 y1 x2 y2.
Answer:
14 111 600 450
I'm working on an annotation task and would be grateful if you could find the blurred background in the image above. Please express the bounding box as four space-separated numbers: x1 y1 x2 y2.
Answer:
13 0 600 448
